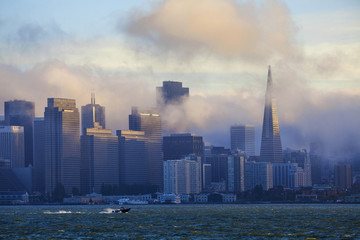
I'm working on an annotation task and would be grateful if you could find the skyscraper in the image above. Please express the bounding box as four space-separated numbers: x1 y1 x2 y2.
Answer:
227 154 245 192
163 155 201 195
4 100 35 167
0 126 24 168
44 98 80 195
156 81 189 106
245 161 273 191
81 124 118 194
33 117 45 193
81 93 105 134
129 107 162 189
260 66 283 163
334 164 352 189
230 124 255 157
117 130 148 185
163 133 203 161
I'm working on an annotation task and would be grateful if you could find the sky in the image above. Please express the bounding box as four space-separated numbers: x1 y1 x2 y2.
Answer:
0 0 359 159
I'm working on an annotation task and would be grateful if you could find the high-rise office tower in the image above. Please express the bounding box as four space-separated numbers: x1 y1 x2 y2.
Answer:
4 100 35 167
230 124 255 157
245 161 273 190
129 107 162 189
117 130 148 185
163 155 201 195
334 164 352 189
0 126 24 168
227 154 245 192
163 133 203 161
273 163 305 188
156 81 189 106
81 124 118 194
44 98 80 195
81 93 105 134
260 66 283 163
33 117 45 193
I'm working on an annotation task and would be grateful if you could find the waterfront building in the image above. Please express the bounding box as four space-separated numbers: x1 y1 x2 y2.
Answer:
81 93 105 134
33 118 45 193
129 107 162 189
163 133 203 161
4 100 34 167
0 126 24 168
283 148 312 187
117 130 148 185
227 154 245 192
245 161 273 190
81 124 119 194
260 66 283 163
334 164 352 189
273 163 305 188
230 124 255 157
44 98 80 195
163 155 201 195
156 81 189 106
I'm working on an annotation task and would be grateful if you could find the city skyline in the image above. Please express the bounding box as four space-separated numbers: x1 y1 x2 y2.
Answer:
0 0 359 159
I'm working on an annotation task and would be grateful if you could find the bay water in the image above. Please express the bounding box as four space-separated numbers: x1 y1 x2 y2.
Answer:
0 204 359 239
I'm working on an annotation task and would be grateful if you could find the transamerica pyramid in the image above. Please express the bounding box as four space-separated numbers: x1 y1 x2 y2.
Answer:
260 66 283 163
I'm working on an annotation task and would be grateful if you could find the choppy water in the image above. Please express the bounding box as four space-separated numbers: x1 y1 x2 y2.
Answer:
0 204 359 239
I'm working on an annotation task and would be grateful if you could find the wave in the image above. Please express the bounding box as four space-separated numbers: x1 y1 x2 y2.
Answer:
99 208 116 214
43 210 83 214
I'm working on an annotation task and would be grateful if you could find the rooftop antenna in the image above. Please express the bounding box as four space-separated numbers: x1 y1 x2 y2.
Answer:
91 92 95 105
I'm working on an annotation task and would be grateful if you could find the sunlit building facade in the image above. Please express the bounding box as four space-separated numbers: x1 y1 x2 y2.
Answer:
44 98 80 195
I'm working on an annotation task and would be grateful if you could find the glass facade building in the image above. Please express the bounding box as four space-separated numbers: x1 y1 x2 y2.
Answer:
44 98 80 195
81 125 118 194
0 126 24 168
129 107 162 190
117 130 148 185
81 93 105 135
230 124 255 157
4 100 35 167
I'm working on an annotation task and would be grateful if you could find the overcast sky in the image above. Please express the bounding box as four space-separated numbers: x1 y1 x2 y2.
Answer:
0 0 359 158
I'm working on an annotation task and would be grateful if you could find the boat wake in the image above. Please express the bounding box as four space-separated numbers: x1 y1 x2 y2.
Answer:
99 208 116 214
43 210 83 214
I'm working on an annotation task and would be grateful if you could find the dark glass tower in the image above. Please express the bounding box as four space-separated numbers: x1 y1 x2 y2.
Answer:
260 66 283 163
81 93 105 134
163 133 203 161
129 107 162 190
4 100 35 167
44 98 80 195
33 117 45 193
156 81 189 106
81 125 118 194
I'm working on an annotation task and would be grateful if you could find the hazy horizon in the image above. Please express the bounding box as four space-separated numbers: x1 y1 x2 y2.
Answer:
1 0 359 160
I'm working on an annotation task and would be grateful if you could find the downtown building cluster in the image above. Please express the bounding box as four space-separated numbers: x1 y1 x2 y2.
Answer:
0 68 357 203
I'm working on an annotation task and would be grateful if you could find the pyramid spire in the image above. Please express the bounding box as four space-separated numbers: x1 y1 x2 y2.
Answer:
260 66 283 163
